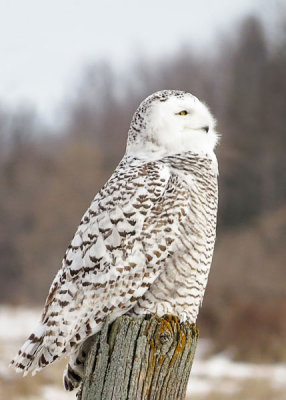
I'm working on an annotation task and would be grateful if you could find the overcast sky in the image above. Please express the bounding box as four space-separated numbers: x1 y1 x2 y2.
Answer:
0 0 275 122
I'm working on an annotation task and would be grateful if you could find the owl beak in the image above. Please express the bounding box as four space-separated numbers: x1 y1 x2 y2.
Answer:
202 126 209 133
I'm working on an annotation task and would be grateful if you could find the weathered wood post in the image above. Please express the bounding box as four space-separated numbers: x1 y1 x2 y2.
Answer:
77 314 199 400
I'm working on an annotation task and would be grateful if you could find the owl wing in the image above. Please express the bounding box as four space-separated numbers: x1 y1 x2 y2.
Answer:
11 158 186 374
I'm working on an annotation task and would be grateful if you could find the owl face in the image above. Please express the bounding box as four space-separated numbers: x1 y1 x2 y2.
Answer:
127 90 219 158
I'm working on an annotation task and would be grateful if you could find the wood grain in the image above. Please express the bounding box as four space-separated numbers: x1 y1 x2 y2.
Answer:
77 314 198 400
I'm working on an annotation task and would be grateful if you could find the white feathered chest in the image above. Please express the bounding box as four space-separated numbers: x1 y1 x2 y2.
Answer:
130 152 218 322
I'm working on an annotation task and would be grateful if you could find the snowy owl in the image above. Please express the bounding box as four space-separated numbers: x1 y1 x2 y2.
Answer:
10 90 219 391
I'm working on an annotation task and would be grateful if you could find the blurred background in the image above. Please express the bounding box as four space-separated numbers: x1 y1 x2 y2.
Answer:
0 0 286 399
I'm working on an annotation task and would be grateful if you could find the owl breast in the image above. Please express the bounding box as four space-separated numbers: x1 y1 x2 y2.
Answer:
130 153 218 322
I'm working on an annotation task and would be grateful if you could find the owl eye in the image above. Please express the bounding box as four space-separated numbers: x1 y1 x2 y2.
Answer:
177 110 188 116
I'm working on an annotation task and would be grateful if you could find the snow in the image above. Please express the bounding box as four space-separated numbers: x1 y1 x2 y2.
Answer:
187 341 286 396
0 305 40 341
41 386 75 400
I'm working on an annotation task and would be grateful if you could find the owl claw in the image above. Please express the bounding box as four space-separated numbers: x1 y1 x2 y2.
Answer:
179 312 187 323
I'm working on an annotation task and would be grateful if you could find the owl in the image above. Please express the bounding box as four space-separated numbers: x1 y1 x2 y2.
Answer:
10 90 219 391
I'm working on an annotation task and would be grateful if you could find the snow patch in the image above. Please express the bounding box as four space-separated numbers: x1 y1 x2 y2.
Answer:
0 305 40 341
188 345 286 396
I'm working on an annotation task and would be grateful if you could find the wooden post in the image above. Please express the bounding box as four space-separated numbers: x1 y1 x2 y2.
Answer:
77 314 199 400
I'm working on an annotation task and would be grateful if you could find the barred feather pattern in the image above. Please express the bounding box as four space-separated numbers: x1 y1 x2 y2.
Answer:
130 154 218 321
10 90 219 391
10 152 217 389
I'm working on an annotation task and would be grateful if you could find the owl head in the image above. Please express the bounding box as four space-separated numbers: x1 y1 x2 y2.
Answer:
127 90 219 159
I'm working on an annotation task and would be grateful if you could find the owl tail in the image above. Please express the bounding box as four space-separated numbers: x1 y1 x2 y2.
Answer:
9 321 57 376
63 347 87 391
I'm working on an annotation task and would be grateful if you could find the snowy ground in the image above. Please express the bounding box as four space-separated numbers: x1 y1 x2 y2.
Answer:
188 343 286 399
0 306 285 400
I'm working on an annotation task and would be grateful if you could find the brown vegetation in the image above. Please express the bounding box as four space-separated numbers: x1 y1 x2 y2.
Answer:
0 14 286 362
199 205 286 361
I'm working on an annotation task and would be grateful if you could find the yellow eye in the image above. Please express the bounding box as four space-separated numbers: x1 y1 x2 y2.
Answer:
177 110 188 116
